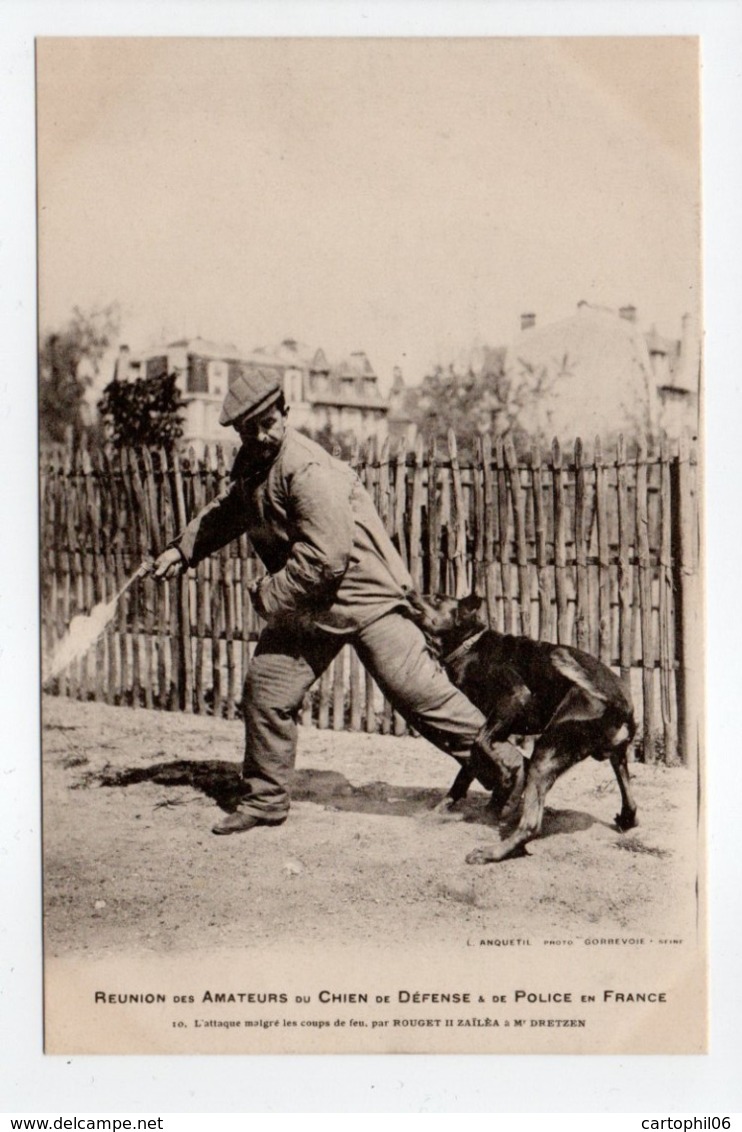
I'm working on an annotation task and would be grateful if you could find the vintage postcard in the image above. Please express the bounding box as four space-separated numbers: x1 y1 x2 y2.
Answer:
37 36 704 1055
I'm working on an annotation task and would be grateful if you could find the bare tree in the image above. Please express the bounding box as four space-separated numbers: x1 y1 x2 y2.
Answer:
412 347 574 457
39 304 121 445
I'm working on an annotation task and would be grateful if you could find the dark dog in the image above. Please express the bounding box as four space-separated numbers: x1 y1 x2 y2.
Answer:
412 593 637 864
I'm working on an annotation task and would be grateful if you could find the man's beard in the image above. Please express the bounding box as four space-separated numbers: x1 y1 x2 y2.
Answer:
239 436 281 472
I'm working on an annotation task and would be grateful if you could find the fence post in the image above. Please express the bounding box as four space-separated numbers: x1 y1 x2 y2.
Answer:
495 437 514 634
636 436 657 763
552 438 569 645
427 436 440 595
573 437 590 652
592 437 608 664
615 434 633 688
471 437 485 600
171 445 193 713
377 436 391 536
129 447 155 709
409 435 424 591
447 429 467 598
674 434 701 771
393 437 409 569
377 446 397 734
530 442 552 642
480 433 497 628
658 437 678 763
504 437 530 637
362 436 378 732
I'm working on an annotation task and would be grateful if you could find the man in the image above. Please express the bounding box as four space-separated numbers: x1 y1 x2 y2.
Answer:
153 368 490 835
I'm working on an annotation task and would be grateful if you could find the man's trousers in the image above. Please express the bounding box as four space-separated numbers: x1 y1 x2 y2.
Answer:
237 610 487 819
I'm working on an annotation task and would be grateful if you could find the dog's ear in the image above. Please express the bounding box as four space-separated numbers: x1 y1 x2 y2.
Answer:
460 592 487 616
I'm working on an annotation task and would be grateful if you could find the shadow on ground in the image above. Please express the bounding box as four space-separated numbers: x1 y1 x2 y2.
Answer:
90 758 603 839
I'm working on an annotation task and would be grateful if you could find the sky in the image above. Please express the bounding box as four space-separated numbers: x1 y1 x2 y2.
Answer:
37 37 700 393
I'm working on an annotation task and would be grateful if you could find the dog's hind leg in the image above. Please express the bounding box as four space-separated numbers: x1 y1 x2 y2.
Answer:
464 674 532 820
447 762 476 803
610 741 638 831
466 732 578 864
434 673 531 817
428 761 475 817
471 738 526 822
431 735 525 820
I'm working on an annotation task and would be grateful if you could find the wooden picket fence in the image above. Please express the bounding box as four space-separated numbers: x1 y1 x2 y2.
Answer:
40 430 701 766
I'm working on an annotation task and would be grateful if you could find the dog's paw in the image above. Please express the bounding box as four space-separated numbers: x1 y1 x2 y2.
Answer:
466 843 515 864
466 840 528 864
421 798 465 823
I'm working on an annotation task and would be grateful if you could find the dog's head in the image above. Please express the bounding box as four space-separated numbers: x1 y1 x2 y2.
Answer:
407 591 488 643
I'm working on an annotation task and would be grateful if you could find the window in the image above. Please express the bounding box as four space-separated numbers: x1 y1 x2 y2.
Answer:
146 355 168 381
283 367 303 403
208 359 228 397
187 355 209 393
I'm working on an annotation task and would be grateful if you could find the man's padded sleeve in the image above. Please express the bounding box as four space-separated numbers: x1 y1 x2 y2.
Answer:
170 481 250 567
253 462 354 618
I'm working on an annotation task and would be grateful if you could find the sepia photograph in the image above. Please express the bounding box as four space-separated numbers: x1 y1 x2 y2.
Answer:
36 35 705 1056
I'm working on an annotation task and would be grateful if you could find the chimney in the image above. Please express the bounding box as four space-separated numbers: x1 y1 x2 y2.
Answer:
619 305 637 323
520 312 536 332
114 344 130 382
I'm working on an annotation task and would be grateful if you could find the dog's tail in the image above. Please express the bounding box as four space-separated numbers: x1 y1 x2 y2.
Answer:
551 648 610 702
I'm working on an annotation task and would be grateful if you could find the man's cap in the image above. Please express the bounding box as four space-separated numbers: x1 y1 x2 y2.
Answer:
219 367 283 427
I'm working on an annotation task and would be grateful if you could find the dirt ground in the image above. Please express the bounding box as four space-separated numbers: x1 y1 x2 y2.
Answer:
42 694 700 958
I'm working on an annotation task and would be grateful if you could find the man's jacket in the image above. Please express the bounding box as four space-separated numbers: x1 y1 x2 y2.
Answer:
172 428 414 634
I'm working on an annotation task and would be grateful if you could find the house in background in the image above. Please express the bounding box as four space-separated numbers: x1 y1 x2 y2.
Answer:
112 337 275 450
646 313 700 439
387 302 699 451
504 302 700 443
110 305 699 453
112 335 390 451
